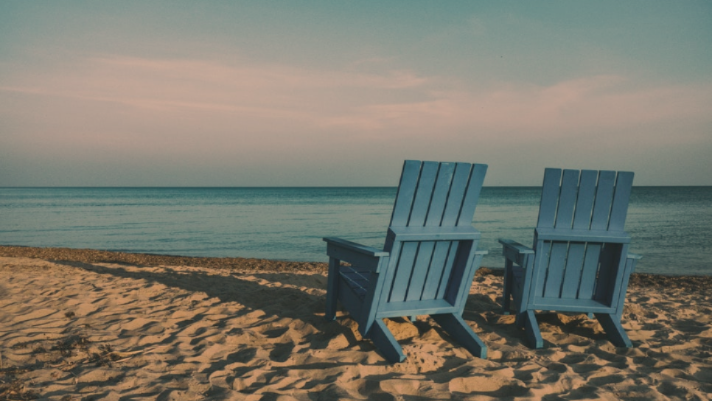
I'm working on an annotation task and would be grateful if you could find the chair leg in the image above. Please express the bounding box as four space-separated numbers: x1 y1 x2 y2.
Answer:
595 313 633 348
369 319 406 363
515 311 526 328
502 261 513 315
524 310 544 349
432 313 487 359
325 258 339 321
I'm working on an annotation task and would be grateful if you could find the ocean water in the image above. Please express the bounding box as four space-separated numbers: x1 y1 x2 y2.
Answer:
0 187 710 275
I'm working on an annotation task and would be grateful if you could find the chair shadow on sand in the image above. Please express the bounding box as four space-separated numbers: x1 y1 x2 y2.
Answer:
52 260 501 370
53 260 609 373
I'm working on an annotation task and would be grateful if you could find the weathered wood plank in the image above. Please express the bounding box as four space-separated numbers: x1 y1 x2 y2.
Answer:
500 239 535 266
376 299 456 317
436 241 459 299
452 247 485 309
594 243 622 304
388 242 419 302
425 162 456 227
432 313 487 359
537 168 562 229
420 241 452 300
369 319 406 363
408 161 439 226
324 236 389 257
325 257 340 320
532 240 552 298
535 228 631 243
405 241 436 302
340 267 371 299
444 240 471 305
389 160 422 227
531 298 614 313
388 225 480 241
560 242 586 299
441 163 473 226
608 172 634 231
543 242 567 298
590 170 616 231
338 276 365 321
595 313 632 348
457 163 488 226
573 170 598 229
555 169 580 229
325 242 384 272
577 243 601 300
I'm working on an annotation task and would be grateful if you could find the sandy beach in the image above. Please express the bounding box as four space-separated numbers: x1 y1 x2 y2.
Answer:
1 246 711 400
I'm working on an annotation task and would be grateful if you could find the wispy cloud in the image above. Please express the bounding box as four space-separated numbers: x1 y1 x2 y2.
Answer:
1 55 431 128
2 53 711 185
4 55 709 137
321 75 712 140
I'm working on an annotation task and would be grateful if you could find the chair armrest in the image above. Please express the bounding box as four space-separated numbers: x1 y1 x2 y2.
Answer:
535 228 631 243
323 237 389 272
388 225 481 241
626 253 642 260
498 239 533 266
625 252 642 274
323 237 388 257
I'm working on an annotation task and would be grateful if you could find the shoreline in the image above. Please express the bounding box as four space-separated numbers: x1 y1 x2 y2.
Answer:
1 244 710 289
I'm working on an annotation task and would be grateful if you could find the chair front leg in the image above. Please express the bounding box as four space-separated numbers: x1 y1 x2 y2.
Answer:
369 319 406 363
502 259 513 315
432 313 487 359
524 310 544 349
595 313 633 348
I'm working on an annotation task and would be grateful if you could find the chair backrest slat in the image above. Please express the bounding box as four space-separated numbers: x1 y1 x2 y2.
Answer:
407 162 440 226
457 164 488 226
572 170 598 229
405 241 436 302
543 242 568 297
436 242 460 299
420 241 453 300
560 243 586 299
554 169 580 229
537 168 563 228
608 172 634 231
388 242 419 302
590 171 616 231
389 161 423 227
577 243 602 299
441 163 475 226
425 163 456 226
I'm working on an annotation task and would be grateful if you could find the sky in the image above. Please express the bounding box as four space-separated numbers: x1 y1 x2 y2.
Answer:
1 1 711 186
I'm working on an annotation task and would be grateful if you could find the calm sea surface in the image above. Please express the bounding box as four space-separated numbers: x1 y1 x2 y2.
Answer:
1 187 710 275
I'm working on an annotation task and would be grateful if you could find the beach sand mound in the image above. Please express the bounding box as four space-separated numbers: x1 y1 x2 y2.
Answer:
1 247 711 400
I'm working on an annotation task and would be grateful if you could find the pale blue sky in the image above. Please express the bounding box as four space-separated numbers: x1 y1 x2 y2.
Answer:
1 1 711 186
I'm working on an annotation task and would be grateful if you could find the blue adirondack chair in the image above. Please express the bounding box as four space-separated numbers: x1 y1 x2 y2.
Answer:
500 168 642 349
324 160 489 363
